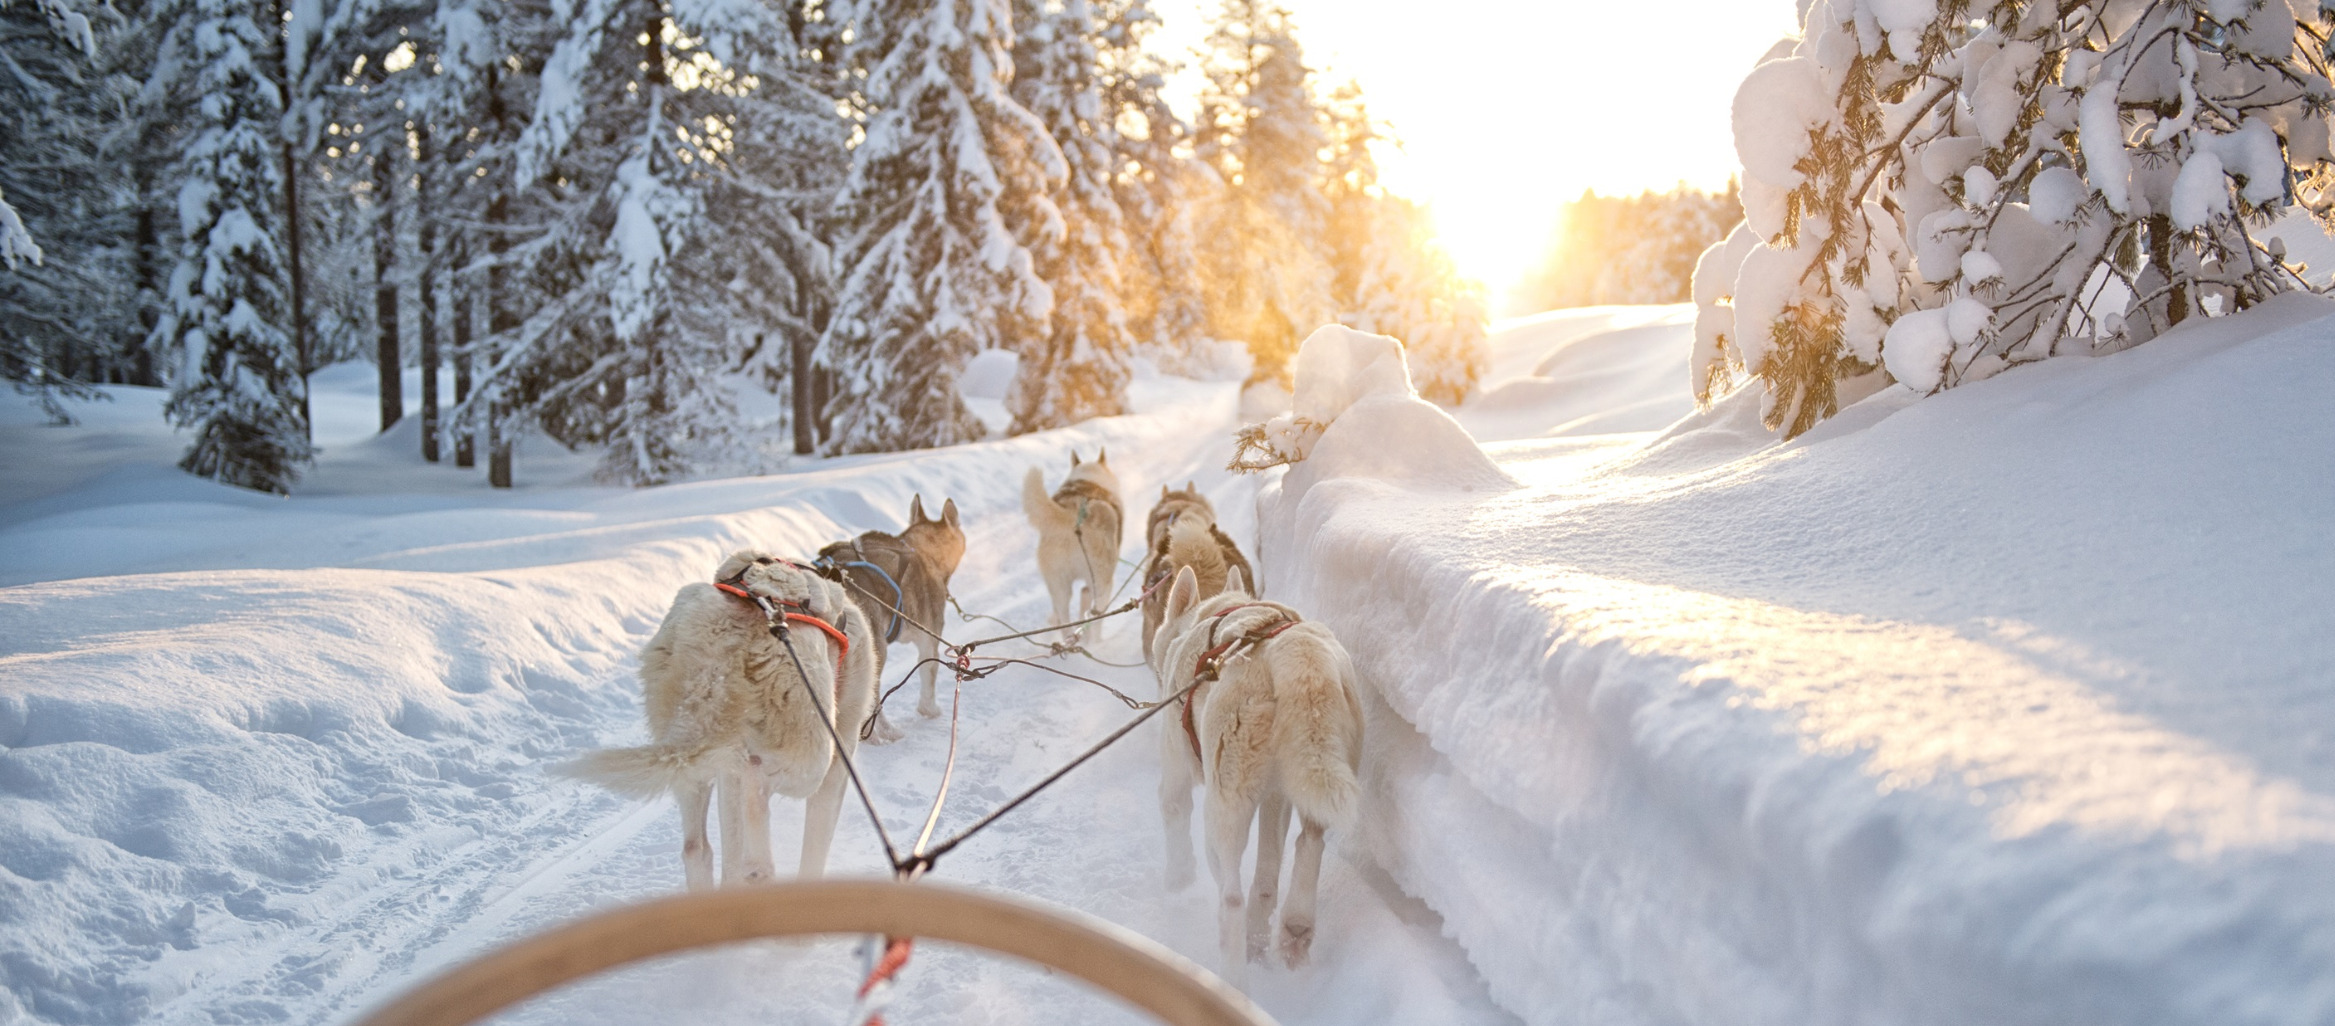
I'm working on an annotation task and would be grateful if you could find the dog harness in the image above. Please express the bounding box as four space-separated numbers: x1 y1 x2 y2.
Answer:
815 545 906 643
716 562 851 676
1177 603 1303 779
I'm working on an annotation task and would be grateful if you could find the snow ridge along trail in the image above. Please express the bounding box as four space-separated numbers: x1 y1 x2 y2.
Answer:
1263 301 2335 1026
0 374 1508 1026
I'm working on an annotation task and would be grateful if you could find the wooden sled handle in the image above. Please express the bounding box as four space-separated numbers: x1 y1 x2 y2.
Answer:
347 878 1277 1026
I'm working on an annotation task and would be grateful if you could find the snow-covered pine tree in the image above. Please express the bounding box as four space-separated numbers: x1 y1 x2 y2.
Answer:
0 0 126 419
1698 0 2334 438
1093 0 1212 357
1007 0 1136 434
151 0 314 492
1346 196 1489 406
819 0 1066 452
1192 0 1333 386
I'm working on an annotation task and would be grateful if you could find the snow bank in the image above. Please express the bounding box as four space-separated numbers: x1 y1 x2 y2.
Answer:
1260 295 2335 1026
1242 325 1509 491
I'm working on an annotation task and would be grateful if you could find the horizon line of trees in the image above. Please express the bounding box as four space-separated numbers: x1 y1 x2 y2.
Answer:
1 0 1488 493
1513 182 1744 313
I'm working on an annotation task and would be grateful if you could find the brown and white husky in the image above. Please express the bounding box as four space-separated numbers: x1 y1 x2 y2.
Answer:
820 495 966 739
1021 449 1123 638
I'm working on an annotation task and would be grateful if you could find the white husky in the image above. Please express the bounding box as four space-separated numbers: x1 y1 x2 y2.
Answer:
1150 553 1364 984
1022 449 1124 637
572 550 880 890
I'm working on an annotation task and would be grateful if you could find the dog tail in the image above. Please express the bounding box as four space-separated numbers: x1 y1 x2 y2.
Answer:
1023 467 1070 530
1267 626 1364 831
562 744 715 799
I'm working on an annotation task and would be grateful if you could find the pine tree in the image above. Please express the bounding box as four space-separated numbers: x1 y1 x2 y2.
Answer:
1007 0 1135 434
819 0 1066 452
152 0 314 492
1518 184 1742 311
1093 0 1210 356
1192 0 1332 386
0 0 122 420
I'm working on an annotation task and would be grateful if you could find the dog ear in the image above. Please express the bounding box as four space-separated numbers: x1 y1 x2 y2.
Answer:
1164 565 1199 623
910 494 928 524
1161 484 1170 500
1097 447 1108 464
941 497 959 528
1070 450 1081 467
1226 565 1248 597
1185 480 1196 493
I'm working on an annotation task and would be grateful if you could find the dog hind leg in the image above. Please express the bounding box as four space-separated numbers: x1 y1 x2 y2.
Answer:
732 762 776 884
1281 816 1329 968
799 752 849 879
1204 790 1258 987
1248 794 1290 964
1158 727 1198 889
916 631 942 718
677 775 715 893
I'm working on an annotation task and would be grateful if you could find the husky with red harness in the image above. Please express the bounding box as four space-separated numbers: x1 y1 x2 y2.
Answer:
1148 562 1364 987
572 550 880 890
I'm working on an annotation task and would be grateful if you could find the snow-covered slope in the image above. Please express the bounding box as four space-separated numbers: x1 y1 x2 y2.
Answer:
1456 305 1695 442
1260 294 2335 1026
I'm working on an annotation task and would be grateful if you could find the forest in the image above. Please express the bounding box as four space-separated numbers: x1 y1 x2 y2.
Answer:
0 0 1487 491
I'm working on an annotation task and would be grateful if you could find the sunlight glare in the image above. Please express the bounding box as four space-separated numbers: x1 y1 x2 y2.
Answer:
1150 0 1803 309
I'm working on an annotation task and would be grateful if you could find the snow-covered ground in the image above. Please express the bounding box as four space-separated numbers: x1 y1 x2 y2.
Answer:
7 297 2334 1026
0 365 1504 1026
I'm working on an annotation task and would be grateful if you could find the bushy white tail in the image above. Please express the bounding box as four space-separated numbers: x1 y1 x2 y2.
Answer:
564 744 720 799
1023 468 1070 530
1265 628 1363 830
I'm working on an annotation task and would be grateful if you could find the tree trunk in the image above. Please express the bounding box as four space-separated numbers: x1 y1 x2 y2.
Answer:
485 61 513 487
417 126 440 463
2148 212 2189 328
792 330 816 455
374 150 402 432
453 290 475 466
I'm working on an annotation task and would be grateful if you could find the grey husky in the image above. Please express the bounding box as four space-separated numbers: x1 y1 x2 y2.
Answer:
819 495 966 740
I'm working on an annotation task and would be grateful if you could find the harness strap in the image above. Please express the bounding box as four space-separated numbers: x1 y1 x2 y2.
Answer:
1177 605 1302 777
715 579 852 675
831 547 906 644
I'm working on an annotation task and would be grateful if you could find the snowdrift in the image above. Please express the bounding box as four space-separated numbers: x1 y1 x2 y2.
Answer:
1259 295 2335 1026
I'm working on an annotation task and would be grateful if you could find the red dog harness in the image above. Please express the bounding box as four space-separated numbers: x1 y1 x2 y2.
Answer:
715 571 851 676
1179 603 1301 778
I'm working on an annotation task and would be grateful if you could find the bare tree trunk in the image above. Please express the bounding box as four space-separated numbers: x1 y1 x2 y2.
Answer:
792 330 816 455
417 126 440 462
485 63 514 488
453 290 475 466
374 149 402 433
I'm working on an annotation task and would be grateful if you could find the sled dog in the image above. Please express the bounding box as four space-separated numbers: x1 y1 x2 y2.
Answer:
1150 564 1363 984
819 495 966 737
1022 449 1123 637
1139 484 1255 660
572 551 880 890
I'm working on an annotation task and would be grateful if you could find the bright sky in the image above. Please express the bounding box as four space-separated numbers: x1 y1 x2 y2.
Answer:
1150 0 1806 313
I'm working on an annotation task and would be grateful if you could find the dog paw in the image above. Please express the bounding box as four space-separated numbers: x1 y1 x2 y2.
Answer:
1279 921 1314 968
865 713 907 746
1164 864 1195 891
917 698 943 718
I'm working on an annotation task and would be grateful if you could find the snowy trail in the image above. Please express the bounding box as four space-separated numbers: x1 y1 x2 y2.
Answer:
0 374 1510 1026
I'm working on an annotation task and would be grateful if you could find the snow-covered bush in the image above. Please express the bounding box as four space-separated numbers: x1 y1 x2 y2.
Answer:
1697 0 2334 437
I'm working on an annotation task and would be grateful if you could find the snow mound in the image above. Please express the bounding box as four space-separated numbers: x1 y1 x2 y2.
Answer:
1241 325 1510 492
1457 306 1696 442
